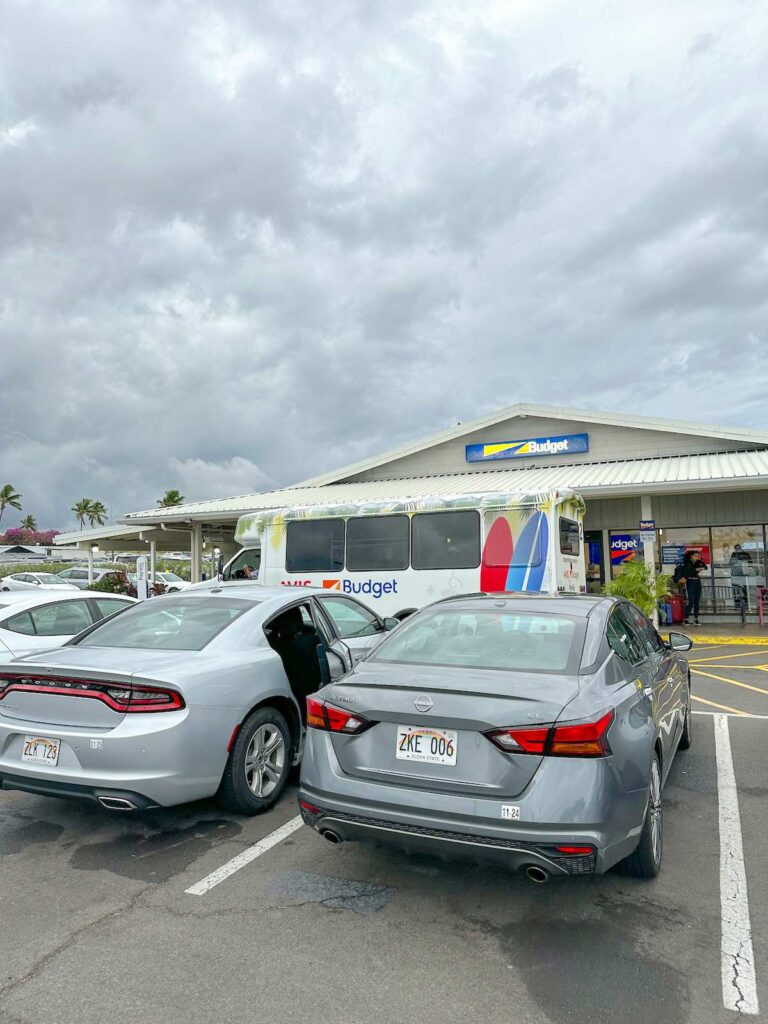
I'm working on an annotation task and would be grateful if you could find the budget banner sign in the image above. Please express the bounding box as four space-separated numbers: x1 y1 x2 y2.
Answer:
466 433 589 463
639 519 656 544
136 555 148 601
610 535 639 565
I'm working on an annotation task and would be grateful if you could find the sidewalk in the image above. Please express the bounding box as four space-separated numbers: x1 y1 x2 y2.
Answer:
683 622 768 645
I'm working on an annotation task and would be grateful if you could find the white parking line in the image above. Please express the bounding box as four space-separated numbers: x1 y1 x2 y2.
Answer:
714 714 760 1015
185 815 304 896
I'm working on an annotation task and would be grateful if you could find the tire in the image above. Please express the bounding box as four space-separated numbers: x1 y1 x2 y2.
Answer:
217 706 292 815
678 681 693 750
622 753 662 878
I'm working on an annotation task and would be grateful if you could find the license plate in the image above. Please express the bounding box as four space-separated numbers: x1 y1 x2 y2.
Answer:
22 735 61 767
396 725 457 765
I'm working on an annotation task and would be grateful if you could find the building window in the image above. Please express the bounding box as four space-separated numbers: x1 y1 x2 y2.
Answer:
411 511 481 571
559 517 581 556
286 520 344 572
346 515 409 571
710 526 766 616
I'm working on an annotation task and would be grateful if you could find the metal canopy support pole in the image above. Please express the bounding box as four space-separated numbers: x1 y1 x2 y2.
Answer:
640 495 659 628
150 540 157 585
87 546 94 585
190 524 202 583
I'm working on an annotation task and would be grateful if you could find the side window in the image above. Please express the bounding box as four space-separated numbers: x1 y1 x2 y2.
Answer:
412 511 481 570
286 520 345 572
623 603 664 654
30 601 93 636
223 549 261 580
559 518 581 556
319 596 382 639
4 611 36 635
92 598 132 620
606 610 645 666
346 515 409 571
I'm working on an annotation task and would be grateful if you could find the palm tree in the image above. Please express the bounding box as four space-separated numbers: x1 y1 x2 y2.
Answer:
0 484 22 527
20 514 37 531
71 499 93 530
88 500 108 527
157 489 185 508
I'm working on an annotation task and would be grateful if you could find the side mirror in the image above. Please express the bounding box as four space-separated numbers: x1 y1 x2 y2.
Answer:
667 631 693 652
383 617 399 632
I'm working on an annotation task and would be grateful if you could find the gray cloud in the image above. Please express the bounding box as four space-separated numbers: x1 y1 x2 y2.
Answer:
1 0 768 529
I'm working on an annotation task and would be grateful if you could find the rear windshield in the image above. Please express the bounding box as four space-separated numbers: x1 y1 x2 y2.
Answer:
74 596 258 651
369 607 582 673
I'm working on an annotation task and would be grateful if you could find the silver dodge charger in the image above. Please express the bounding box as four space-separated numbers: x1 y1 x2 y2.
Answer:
299 594 693 880
0 585 391 813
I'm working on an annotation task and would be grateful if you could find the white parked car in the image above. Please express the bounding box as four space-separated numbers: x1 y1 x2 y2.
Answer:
56 567 127 590
0 572 78 592
0 591 136 658
155 572 190 593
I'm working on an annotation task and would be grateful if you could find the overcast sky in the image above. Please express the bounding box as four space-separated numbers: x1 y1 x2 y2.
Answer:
2 0 767 530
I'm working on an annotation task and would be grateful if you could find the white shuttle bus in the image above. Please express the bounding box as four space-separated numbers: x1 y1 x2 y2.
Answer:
220 489 586 618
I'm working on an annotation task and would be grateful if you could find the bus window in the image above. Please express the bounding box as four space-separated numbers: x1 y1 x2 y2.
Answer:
286 520 345 572
347 515 409 571
559 518 581 556
411 511 480 570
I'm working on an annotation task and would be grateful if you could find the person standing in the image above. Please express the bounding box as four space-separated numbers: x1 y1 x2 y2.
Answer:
682 549 708 625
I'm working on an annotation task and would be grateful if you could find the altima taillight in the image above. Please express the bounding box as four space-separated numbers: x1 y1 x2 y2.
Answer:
306 697 369 734
486 710 614 758
0 674 184 713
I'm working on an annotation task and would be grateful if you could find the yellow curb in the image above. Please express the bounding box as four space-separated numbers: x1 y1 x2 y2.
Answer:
687 635 768 646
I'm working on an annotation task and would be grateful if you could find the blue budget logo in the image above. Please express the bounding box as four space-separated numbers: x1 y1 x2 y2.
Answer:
466 433 589 462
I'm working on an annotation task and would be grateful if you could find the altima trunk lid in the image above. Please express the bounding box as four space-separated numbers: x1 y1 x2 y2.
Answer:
324 662 580 798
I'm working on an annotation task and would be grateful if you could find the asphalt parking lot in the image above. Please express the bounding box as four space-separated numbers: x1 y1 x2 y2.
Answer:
1 645 767 1024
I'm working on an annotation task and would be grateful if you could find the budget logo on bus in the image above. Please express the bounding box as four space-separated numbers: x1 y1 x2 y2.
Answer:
610 535 639 565
465 433 589 463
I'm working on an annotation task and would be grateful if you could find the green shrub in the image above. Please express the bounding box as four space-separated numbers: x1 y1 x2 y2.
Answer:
86 573 131 595
603 558 672 618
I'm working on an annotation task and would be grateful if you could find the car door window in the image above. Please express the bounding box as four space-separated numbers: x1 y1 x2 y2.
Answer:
4 611 36 635
318 596 382 639
606 609 646 666
91 597 133 621
29 601 93 636
622 604 664 655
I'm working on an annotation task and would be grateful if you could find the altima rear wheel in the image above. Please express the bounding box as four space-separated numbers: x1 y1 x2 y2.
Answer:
217 707 292 815
622 753 662 878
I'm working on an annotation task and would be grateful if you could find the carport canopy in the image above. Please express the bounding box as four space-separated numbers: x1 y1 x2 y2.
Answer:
53 524 194 554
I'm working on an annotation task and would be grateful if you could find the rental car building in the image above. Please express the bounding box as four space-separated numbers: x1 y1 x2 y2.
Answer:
58 403 768 620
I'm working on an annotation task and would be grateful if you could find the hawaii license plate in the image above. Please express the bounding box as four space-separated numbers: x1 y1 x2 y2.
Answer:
22 735 61 767
396 725 458 766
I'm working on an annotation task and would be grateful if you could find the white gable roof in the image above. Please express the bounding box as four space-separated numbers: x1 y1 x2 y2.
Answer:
299 403 768 487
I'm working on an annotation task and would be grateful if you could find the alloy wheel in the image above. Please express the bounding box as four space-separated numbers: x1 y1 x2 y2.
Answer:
244 724 286 798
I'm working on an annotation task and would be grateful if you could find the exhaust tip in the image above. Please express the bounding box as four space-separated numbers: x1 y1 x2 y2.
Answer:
320 829 342 845
98 796 137 811
525 865 550 885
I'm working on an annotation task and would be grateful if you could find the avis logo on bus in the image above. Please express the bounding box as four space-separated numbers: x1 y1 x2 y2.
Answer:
281 578 399 599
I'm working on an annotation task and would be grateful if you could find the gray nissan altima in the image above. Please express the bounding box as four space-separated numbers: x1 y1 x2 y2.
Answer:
299 594 693 880
0 585 392 814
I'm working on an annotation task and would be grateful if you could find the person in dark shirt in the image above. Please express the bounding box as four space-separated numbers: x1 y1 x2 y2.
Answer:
682 549 707 625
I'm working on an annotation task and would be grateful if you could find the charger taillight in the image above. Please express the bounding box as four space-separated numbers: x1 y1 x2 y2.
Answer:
0 674 184 713
306 697 369 734
486 710 614 758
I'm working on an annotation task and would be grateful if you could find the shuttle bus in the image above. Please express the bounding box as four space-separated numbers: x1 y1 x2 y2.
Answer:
219 489 586 618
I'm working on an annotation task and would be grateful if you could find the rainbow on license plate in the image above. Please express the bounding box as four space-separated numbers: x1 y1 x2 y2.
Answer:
396 725 457 766
22 735 61 767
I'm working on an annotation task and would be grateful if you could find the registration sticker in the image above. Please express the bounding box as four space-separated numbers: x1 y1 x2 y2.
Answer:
501 805 521 821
